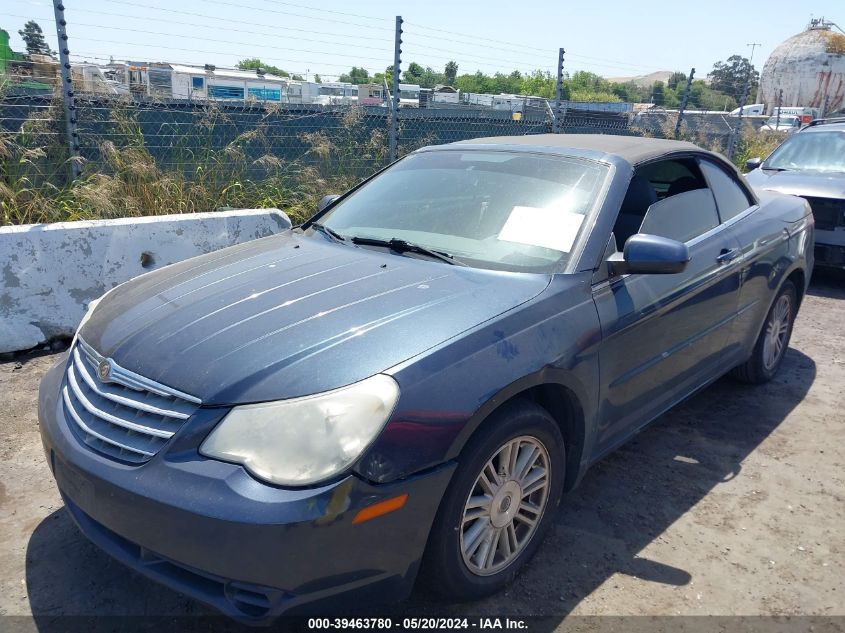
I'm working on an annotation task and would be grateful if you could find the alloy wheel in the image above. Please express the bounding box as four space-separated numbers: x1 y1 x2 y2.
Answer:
459 436 551 576
762 294 791 371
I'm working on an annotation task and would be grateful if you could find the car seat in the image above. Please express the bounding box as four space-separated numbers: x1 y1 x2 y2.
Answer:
613 175 658 246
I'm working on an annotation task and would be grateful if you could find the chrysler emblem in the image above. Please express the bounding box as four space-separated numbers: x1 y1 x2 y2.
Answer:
97 359 112 382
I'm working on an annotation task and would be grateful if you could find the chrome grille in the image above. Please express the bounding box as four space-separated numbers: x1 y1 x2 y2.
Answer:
62 338 201 463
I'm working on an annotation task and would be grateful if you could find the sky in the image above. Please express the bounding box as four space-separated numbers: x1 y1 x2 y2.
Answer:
2 0 843 82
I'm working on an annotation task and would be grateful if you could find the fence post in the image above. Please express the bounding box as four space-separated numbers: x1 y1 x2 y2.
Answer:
388 15 402 162
553 48 565 133
674 67 695 138
775 89 782 129
53 0 81 179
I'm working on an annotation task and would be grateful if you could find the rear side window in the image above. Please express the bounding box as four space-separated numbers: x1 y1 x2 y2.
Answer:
699 159 754 221
638 189 720 242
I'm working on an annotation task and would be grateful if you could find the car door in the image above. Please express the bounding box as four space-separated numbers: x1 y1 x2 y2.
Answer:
697 157 792 363
591 156 744 457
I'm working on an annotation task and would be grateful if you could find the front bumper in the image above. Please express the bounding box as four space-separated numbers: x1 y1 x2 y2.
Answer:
37 356 455 621
814 229 845 269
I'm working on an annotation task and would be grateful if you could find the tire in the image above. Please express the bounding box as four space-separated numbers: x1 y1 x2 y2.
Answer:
419 399 565 600
731 280 797 384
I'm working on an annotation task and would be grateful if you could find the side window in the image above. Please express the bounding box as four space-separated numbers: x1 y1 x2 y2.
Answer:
191 76 204 90
698 159 754 222
636 158 706 199
612 158 717 247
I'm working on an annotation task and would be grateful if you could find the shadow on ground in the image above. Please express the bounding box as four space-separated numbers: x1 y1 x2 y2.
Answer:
806 267 845 300
25 345 816 631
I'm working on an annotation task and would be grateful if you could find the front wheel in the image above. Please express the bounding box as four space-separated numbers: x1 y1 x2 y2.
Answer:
420 400 565 600
731 280 797 384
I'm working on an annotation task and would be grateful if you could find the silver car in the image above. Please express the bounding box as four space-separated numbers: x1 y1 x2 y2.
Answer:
746 118 845 269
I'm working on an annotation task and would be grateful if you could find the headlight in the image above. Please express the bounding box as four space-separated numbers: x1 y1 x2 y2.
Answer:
200 374 400 486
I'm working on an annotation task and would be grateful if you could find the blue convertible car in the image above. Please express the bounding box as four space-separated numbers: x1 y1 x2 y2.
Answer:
38 135 813 619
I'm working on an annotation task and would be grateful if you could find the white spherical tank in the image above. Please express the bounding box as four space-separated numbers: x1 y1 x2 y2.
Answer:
758 19 845 115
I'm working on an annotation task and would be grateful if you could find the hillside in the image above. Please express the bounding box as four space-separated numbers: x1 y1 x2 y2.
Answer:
606 70 675 87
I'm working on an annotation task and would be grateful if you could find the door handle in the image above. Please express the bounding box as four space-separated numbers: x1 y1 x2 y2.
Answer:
717 248 741 264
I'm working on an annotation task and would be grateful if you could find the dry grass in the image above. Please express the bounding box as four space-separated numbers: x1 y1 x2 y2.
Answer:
0 98 369 226
1 97 778 227
632 111 774 170
733 131 783 172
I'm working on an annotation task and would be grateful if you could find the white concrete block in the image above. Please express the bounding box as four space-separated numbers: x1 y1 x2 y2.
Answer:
0 209 291 353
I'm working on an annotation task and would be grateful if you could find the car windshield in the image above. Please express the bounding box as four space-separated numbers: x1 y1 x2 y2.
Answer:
318 150 609 273
765 131 845 172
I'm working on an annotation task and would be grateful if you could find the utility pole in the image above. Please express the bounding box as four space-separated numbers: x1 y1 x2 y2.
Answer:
674 67 695 138
553 48 565 133
388 15 402 162
775 89 783 129
53 0 81 179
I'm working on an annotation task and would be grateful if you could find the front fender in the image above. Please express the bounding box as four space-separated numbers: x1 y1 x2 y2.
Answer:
355 274 602 485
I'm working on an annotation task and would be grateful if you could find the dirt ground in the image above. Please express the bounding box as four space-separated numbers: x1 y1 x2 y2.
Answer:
0 271 843 630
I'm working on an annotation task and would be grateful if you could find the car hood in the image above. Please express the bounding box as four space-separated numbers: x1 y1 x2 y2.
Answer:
81 232 551 405
746 168 845 198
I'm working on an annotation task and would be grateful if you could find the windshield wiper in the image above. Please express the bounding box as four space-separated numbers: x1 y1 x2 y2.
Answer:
309 222 347 243
350 236 467 266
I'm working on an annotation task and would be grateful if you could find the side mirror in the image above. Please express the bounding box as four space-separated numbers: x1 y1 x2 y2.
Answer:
318 194 340 213
745 157 762 171
608 234 690 276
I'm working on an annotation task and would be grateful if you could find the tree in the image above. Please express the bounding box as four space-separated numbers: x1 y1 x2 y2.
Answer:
708 55 759 100
313 74 322 83
338 66 370 84
402 62 425 84
19 20 52 56
651 81 665 106
609 80 649 103
444 61 458 86
236 58 289 77
372 65 393 87
688 80 737 111
666 71 687 92
419 67 445 89
521 70 556 99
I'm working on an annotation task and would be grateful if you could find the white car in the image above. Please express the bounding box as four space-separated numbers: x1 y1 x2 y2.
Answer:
759 115 802 133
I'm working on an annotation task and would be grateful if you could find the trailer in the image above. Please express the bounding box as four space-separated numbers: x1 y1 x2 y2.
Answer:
315 82 358 105
358 83 387 106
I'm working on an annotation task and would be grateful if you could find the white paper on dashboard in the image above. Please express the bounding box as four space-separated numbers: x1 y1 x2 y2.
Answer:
497 206 585 253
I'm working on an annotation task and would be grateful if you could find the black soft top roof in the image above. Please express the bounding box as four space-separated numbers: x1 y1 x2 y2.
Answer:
450 133 703 165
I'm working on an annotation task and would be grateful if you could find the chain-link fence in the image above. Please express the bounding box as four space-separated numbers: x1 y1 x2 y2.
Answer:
0 3 822 226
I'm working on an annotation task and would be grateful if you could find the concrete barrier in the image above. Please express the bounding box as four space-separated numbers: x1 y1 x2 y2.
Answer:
0 209 292 354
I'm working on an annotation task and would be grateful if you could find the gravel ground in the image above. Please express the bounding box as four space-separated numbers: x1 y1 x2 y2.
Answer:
0 271 843 630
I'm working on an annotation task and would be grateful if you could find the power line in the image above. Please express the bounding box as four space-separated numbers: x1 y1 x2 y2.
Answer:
63 23 391 63
66 37 387 71
83 2 393 43
124 0 394 32
403 21 552 54
5 8 395 48
251 0 389 23
400 43 554 69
